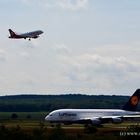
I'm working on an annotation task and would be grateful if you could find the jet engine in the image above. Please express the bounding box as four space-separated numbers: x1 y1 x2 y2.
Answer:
112 118 122 123
91 118 101 125
33 36 39 39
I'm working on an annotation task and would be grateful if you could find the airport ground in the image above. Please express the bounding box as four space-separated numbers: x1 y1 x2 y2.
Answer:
0 112 140 140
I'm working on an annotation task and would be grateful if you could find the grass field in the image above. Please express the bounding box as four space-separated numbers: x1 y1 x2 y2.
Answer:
0 112 48 120
0 112 140 139
0 120 139 139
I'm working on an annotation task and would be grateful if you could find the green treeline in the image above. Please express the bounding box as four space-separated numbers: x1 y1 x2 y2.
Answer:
0 94 139 112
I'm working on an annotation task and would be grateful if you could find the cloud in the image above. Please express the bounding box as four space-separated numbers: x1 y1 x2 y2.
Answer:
43 42 140 94
17 39 40 48
58 52 140 91
19 52 31 60
57 0 89 10
19 0 89 10
0 49 6 62
53 44 71 54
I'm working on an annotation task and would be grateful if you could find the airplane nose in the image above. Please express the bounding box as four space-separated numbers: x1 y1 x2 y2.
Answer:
45 115 50 121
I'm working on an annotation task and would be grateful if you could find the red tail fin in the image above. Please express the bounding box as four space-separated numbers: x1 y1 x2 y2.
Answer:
8 29 17 37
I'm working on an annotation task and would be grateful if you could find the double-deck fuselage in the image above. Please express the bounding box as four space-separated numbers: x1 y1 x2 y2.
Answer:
45 109 140 124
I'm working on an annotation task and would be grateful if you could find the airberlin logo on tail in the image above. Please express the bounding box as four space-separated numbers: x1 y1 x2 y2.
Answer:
131 96 139 106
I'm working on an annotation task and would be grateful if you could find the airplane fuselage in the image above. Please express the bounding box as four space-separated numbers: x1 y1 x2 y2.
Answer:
8 29 43 40
20 30 43 38
45 109 140 124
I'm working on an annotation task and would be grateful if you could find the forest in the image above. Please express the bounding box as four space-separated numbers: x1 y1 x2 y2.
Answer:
0 94 139 112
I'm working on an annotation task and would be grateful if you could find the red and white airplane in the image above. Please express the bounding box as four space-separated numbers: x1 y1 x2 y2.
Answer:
8 29 43 41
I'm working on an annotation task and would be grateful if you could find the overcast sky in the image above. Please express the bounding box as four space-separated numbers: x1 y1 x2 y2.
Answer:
0 0 140 95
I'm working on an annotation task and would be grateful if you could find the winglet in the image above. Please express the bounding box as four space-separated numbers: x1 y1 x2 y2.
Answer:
123 89 140 111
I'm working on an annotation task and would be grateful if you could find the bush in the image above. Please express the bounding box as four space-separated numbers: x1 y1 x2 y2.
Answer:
84 125 97 134
48 124 67 140
0 124 29 140
26 115 31 119
127 124 140 132
11 113 18 119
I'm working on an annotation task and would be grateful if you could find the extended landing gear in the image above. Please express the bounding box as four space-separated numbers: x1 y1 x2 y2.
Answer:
24 37 31 41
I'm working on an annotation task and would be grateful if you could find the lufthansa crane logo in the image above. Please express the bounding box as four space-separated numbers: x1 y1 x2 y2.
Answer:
131 96 139 106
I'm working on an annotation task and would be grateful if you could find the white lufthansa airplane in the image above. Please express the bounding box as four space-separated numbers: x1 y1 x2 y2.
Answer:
8 29 43 41
45 89 140 125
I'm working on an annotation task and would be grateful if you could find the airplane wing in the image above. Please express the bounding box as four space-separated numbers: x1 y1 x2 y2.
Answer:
79 115 140 124
101 115 140 122
121 115 140 118
20 34 39 39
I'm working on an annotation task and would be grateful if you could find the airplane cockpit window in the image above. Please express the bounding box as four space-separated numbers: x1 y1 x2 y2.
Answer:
50 114 53 117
